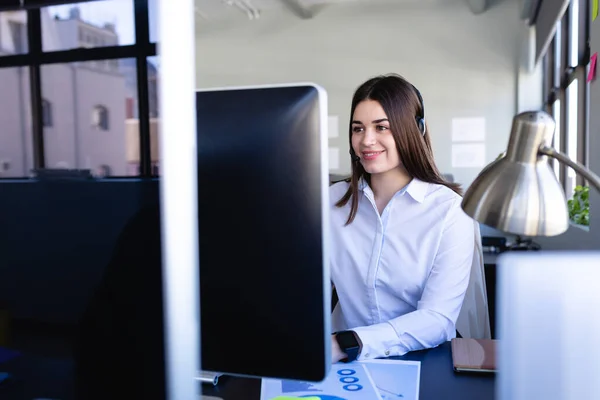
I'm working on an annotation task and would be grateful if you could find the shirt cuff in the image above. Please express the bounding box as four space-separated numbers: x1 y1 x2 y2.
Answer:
352 322 404 360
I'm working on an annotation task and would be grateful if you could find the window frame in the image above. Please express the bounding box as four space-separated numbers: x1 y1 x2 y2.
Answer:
0 0 157 177
542 0 590 194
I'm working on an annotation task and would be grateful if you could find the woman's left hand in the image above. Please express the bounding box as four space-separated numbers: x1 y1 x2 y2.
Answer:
331 335 347 364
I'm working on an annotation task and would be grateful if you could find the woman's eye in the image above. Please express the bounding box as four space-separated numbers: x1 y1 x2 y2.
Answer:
377 125 389 131
352 126 363 133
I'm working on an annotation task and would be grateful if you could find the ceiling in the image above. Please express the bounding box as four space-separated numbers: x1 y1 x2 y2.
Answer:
194 0 493 21
193 0 402 20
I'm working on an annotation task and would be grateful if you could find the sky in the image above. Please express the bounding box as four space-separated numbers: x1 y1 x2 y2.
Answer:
48 0 158 46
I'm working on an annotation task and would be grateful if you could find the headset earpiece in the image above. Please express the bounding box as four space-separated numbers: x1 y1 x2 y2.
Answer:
411 84 426 136
416 116 426 136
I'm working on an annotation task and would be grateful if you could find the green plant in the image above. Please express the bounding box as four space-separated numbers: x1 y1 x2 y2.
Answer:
567 185 590 226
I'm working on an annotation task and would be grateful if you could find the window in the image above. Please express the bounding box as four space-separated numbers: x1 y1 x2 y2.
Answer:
147 56 160 173
148 0 158 43
8 20 28 54
553 20 562 87
542 0 589 225
42 59 137 174
42 0 134 51
552 99 561 180
0 1 156 178
42 99 53 127
568 0 579 67
0 67 32 178
566 80 578 197
92 105 109 130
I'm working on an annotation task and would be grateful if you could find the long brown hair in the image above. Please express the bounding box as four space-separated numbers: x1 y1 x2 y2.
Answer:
336 74 461 224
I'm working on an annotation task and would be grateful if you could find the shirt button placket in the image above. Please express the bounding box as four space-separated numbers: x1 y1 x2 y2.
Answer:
369 220 384 324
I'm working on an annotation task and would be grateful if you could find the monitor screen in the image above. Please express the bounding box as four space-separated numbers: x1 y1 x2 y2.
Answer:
196 84 331 382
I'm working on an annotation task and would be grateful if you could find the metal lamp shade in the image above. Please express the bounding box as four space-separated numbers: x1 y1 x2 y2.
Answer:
461 111 569 237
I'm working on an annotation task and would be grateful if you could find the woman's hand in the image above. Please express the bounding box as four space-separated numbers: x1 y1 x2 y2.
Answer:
331 335 347 364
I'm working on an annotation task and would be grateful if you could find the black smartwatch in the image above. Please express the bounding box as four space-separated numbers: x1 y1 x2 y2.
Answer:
335 330 362 363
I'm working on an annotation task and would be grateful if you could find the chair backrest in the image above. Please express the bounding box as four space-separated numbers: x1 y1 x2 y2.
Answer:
456 221 492 339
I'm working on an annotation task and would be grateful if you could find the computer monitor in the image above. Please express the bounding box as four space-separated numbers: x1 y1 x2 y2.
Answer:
497 251 600 400
195 83 331 382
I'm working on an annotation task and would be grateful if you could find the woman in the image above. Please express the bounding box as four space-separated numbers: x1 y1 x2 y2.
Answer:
330 74 476 363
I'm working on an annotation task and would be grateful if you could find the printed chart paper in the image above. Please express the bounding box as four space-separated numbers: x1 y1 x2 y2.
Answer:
361 359 421 400
260 363 382 400
260 359 421 400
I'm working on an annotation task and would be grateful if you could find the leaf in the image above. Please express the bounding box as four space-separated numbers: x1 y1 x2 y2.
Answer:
568 185 590 226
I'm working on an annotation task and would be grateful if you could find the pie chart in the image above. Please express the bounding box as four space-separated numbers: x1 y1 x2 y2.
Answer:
300 396 347 400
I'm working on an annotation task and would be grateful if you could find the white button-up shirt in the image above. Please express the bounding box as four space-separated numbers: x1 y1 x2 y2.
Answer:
330 178 474 360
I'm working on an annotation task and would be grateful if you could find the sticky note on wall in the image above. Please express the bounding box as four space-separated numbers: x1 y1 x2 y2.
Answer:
593 0 598 21
588 52 598 83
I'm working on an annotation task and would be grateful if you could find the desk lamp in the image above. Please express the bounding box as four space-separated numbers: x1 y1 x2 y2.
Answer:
462 111 600 400
461 110 600 236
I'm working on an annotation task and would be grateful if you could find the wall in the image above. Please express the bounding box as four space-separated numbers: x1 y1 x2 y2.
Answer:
195 0 522 189
516 23 544 113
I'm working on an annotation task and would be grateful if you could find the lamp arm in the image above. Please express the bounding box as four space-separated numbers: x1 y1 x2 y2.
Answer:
539 146 600 192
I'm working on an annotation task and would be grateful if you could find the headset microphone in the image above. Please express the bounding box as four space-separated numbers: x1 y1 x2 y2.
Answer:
349 149 360 162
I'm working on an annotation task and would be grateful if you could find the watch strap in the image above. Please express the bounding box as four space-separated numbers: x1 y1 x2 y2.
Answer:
335 330 361 363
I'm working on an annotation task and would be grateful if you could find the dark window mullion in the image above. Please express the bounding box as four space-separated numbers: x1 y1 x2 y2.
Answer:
0 43 157 68
27 8 44 171
134 0 152 177
580 0 590 66
562 66 577 87
545 37 556 106
542 54 549 103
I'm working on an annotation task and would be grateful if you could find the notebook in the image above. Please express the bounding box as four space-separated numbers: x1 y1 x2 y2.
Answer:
451 338 497 373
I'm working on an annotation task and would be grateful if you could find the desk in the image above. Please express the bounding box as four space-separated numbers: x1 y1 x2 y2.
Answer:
203 341 495 400
0 342 494 399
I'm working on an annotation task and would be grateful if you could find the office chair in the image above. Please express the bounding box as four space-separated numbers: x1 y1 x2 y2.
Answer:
456 221 492 339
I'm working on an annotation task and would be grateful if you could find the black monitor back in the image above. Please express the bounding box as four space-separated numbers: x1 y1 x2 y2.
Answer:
196 84 330 382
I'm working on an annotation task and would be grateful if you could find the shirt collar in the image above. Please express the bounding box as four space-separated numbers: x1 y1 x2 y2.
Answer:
359 176 429 203
404 178 429 203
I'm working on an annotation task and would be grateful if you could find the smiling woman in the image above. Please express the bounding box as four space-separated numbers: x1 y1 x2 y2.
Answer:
339 74 461 223
329 73 483 364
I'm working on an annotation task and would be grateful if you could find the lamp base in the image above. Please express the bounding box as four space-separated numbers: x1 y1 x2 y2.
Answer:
508 236 541 251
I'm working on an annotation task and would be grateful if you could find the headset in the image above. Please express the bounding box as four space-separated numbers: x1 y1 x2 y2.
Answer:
349 83 426 162
411 84 427 136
